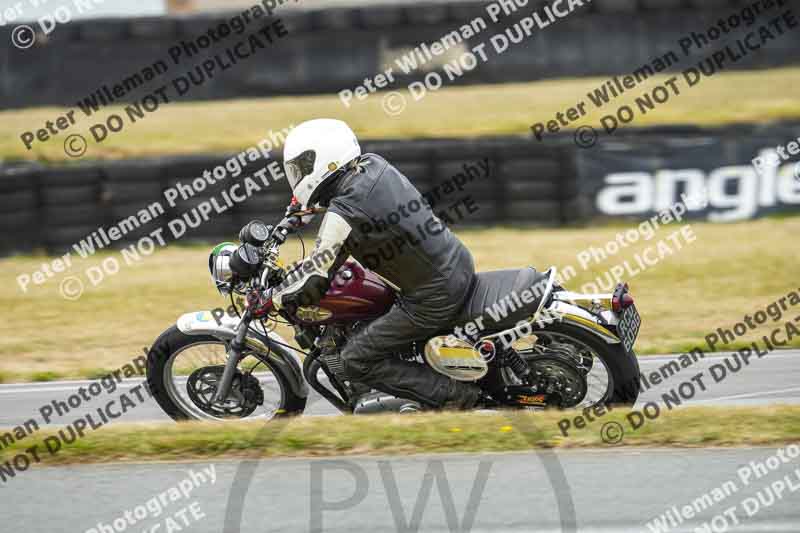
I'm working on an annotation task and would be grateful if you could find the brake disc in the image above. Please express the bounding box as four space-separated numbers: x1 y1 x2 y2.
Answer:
186 365 264 418
528 355 588 408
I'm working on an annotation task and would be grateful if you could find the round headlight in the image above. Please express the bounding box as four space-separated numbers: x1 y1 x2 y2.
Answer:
208 242 238 294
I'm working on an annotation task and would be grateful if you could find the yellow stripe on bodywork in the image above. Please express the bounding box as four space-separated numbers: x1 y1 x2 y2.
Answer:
438 346 477 358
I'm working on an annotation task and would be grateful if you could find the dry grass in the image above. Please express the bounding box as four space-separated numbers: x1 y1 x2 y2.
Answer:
1 67 798 161
1 216 798 382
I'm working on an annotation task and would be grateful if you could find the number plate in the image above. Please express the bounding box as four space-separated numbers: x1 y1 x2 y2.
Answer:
618 305 641 353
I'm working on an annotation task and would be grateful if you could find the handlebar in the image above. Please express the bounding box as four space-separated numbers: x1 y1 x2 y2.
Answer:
269 206 326 244
227 206 327 294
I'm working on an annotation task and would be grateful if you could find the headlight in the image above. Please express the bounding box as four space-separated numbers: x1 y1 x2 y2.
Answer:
208 242 238 294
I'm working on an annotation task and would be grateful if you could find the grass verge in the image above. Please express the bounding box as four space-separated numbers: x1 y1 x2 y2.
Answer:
1 67 798 161
1 216 798 381
2 406 799 468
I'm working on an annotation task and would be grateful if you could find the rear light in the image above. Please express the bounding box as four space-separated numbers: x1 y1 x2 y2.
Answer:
612 283 634 312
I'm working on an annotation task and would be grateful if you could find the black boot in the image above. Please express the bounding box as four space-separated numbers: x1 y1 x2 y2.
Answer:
442 380 482 410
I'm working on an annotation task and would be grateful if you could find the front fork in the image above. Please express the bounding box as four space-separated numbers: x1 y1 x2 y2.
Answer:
212 310 251 404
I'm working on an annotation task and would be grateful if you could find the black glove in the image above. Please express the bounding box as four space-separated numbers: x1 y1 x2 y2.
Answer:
285 201 315 229
280 291 299 316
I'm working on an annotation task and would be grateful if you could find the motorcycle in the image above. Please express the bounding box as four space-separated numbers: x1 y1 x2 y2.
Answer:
146 210 641 421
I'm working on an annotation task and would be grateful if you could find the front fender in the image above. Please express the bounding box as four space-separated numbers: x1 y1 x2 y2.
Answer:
177 311 308 398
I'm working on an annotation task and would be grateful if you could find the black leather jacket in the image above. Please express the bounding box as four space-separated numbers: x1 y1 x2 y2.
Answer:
275 153 476 316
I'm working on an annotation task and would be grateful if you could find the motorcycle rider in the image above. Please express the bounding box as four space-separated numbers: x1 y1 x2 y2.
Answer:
270 118 482 409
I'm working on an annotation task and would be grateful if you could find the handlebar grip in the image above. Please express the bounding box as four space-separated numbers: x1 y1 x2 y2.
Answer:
270 223 290 244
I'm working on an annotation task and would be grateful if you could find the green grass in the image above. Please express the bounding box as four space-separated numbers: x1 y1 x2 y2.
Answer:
2 407 799 467
81 367 123 380
0 217 798 382
1 67 798 161
29 371 64 382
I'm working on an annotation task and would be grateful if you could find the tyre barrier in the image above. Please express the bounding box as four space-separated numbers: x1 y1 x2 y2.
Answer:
0 138 565 256
3 122 800 257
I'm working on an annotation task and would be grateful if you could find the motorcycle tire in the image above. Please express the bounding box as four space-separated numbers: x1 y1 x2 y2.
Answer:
494 322 640 406
147 325 307 421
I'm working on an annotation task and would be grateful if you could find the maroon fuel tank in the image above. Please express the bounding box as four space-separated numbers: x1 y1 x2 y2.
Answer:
294 261 395 325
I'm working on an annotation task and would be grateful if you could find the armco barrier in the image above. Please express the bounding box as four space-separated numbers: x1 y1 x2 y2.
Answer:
1 0 798 110
2 122 799 257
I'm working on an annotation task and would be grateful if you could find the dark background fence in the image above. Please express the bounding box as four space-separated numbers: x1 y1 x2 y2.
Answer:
3 122 799 257
0 137 572 256
2 0 798 109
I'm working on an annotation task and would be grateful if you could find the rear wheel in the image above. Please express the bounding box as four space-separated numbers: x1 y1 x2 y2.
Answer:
147 325 307 421
501 323 640 407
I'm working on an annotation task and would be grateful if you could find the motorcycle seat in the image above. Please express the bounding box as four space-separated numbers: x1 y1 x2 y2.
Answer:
456 267 551 333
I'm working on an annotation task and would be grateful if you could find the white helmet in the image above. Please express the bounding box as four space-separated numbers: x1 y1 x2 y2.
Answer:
283 119 361 209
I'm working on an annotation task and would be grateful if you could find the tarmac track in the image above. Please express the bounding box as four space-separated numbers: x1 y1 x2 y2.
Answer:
1 350 798 428
1 350 799 532
4 448 800 532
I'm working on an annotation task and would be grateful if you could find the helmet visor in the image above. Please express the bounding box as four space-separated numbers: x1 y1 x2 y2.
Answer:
284 150 316 189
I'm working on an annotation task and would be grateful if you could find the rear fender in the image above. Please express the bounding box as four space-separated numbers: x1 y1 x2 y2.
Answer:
479 280 621 346
546 299 621 344
176 311 308 398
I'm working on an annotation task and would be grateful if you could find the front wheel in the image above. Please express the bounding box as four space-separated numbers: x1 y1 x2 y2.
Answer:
147 325 307 421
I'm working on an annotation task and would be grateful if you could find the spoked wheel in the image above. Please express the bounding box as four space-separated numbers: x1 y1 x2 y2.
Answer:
502 323 640 408
186 365 265 418
147 326 306 421
524 355 588 408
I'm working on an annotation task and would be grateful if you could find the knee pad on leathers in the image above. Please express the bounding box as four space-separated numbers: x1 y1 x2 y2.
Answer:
340 350 371 381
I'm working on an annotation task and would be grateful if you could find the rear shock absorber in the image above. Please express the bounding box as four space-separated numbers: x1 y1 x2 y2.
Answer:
503 348 534 385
